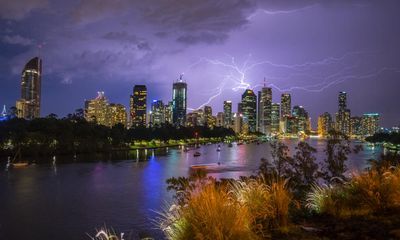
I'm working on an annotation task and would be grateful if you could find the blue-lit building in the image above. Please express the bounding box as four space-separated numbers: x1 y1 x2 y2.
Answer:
0 105 10 122
172 75 187 126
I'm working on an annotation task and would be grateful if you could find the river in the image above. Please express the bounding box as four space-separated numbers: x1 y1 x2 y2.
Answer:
0 139 382 240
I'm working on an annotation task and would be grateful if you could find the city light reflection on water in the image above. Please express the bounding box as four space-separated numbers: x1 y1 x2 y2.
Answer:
0 140 382 240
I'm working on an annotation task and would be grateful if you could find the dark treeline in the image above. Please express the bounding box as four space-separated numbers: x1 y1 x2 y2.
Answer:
366 132 400 145
0 111 235 158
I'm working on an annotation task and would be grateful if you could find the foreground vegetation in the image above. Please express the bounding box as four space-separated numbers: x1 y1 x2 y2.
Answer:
0 111 235 159
157 133 400 240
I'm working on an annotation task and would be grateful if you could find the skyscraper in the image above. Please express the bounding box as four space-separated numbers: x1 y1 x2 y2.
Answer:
130 85 147 127
223 101 232 128
258 87 272 135
292 105 310 133
150 100 165 127
336 91 351 136
204 106 214 127
241 89 257 132
361 113 380 136
271 103 280 134
85 91 109 126
216 112 224 127
280 93 291 118
172 75 187 126
109 103 127 127
16 57 42 119
318 112 333 137
164 101 173 124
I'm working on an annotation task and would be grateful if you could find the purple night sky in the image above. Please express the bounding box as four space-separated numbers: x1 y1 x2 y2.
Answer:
0 0 399 128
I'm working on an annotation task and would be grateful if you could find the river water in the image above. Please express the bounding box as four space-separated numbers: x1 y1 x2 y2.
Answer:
0 139 382 240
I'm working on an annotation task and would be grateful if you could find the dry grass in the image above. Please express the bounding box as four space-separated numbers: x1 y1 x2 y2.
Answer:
160 182 258 240
306 166 400 217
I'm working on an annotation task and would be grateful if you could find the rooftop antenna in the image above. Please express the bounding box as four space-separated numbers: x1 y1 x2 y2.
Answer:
179 73 184 82
263 77 266 87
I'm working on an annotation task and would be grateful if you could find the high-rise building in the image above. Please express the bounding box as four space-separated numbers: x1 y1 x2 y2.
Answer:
85 92 110 126
318 112 333 137
172 75 187 126
130 85 147 127
109 103 127 127
361 113 380 136
241 89 257 132
280 93 291 118
223 101 232 128
350 116 362 137
204 106 214 127
258 87 272 135
150 100 165 127
336 91 351 136
271 103 280 134
164 101 173 124
233 113 243 134
280 116 298 135
16 57 42 119
216 112 224 127
186 109 204 127
292 105 310 133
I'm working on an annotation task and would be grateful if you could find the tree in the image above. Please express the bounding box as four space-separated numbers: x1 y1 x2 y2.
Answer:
322 130 362 183
270 141 292 177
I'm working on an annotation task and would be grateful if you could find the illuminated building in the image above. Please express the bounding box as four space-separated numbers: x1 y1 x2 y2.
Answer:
361 113 380 136
241 89 257 132
233 113 243 134
151 100 165 127
109 103 127 127
271 103 280 134
85 91 109 126
318 112 333 137
350 116 362 137
292 105 310 133
280 116 298 135
0 105 10 122
186 109 203 127
335 91 351 136
216 112 224 127
223 101 232 128
16 57 42 119
280 93 291 118
258 87 272 135
130 85 147 127
204 105 214 128
164 101 173 124
172 75 187 126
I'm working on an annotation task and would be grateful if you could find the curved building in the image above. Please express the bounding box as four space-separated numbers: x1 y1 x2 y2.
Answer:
172 75 187 126
16 57 42 119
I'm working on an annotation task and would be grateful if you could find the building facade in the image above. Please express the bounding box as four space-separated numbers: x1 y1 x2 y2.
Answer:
241 89 257 132
258 87 272 135
280 93 291 118
271 103 280 134
16 57 42 119
130 85 147 127
318 112 333 137
150 100 165 127
172 76 187 126
223 101 232 128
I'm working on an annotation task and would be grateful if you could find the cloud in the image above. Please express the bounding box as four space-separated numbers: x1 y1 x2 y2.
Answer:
102 31 152 51
0 0 48 20
177 32 228 45
2 35 33 46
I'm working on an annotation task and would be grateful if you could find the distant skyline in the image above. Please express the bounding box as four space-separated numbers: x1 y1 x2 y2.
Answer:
1 0 400 127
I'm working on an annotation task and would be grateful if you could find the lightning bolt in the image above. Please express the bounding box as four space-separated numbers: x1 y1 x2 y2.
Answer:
186 52 400 110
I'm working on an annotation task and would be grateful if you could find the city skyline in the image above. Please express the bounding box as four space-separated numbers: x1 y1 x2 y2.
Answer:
1 1 400 127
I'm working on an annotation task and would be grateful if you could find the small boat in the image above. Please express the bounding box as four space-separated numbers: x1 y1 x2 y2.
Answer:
228 143 233 147
183 147 190 152
216 145 221 152
12 162 29 168
193 152 201 157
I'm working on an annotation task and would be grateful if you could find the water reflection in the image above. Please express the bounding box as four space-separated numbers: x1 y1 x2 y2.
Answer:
0 139 383 240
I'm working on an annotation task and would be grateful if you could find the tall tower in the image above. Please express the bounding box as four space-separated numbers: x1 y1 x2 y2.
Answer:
223 100 232 128
16 57 42 119
258 85 272 135
130 85 147 127
336 91 351 136
280 93 291 118
172 74 187 126
241 89 257 132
